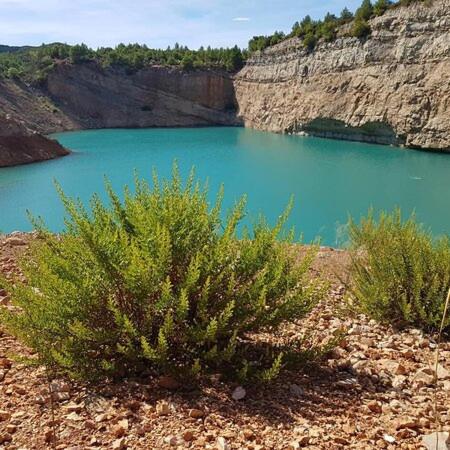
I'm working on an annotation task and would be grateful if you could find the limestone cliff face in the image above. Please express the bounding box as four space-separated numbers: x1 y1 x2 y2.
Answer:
0 115 69 167
234 0 450 150
44 63 240 130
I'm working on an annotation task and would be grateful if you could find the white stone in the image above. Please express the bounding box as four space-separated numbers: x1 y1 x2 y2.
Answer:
217 436 230 450
383 434 396 444
421 432 450 450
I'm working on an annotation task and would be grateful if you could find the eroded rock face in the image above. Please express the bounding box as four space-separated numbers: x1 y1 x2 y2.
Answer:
234 0 450 150
0 65 239 166
0 116 69 167
44 63 240 130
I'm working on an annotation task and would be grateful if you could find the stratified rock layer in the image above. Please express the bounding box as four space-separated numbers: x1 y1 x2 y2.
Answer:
44 64 240 130
234 0 450 150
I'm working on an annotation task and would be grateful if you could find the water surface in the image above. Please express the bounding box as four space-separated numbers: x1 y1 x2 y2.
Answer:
0 127 449 246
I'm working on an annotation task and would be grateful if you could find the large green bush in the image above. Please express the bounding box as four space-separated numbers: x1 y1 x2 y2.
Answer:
1 168 325 380
349 209 450 333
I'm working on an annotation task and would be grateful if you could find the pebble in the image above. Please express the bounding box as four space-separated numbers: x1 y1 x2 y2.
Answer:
112 437 127 449
188 408 205 419
156 401 171 416
183 430 195 442
231 386 246 400
243 429 255 440
157 375 180 390
164 435 179 446
289 384 304 396
112 419 129 438
217 436 230 450
367 400 382 414
0 432 12 444
0 410 11 421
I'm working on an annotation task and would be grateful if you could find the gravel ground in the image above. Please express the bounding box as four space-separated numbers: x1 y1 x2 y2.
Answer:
0 233 449 450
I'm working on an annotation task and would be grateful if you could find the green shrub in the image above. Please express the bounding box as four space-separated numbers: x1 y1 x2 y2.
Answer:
303 33 317 51
349 209 450 333
0 167 325 381
373 0 392 16
351 18 372 38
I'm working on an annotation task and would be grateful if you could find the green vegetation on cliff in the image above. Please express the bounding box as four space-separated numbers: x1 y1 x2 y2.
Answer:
248 0 431 52
0 0 433 82
0 42 245 83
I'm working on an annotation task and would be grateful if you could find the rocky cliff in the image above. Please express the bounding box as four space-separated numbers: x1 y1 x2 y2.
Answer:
0 115 69 168
0 64 239 166
234 0 450 150
0 64 239 135
44 63 239 131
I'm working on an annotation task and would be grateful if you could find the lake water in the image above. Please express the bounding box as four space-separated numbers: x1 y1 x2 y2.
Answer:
0 127 449 246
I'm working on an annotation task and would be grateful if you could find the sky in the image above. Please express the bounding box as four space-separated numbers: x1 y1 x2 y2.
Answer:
0 0 362 49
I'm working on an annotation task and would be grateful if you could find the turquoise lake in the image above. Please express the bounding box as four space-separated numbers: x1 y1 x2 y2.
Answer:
0 127 449 246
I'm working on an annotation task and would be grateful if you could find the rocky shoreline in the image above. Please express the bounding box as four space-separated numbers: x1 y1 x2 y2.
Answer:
1 233 449 449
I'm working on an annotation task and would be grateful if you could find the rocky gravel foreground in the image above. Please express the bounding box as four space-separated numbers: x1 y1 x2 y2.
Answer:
0 233 449 449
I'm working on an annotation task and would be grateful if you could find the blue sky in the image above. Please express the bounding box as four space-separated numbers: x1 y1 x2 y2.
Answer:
0 0 362 49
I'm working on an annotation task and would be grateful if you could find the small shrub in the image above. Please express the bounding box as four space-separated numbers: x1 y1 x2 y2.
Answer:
0 166 325 381
303 33 317 51
351 18 372 38
348 209 450 333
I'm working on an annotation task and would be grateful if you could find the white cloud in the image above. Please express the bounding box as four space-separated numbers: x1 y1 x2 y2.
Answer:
232 17 250 22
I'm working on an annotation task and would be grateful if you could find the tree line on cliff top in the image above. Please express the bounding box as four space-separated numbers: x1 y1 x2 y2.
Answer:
0 43 245 83
248 0 431 52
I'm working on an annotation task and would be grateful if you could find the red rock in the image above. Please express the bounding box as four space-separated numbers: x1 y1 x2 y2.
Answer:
183 430 195 442
243 428 255 440
189 408 205 419
367 400 382 413
0 410 11 421
394 417 420 430
157 375 180 390
112 419 129 438
0 432 12 444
